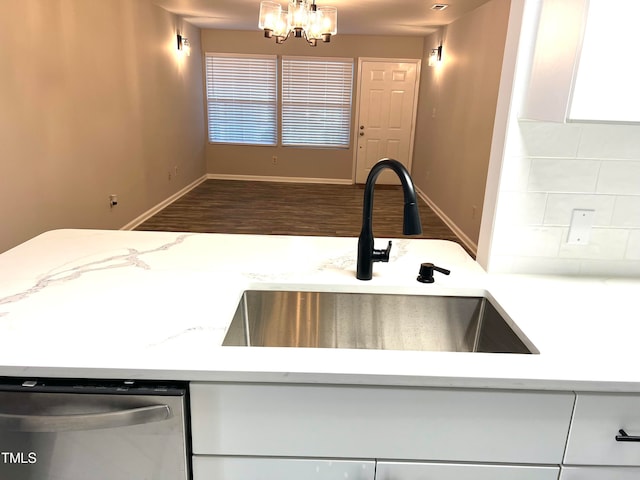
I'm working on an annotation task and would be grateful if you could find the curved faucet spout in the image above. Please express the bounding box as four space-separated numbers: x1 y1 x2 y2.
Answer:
357 158 422 280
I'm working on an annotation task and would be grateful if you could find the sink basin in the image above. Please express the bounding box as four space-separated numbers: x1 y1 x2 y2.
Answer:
223 290 538 354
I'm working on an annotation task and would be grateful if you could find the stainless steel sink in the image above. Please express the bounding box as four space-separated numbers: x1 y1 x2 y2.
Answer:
223 290 538 354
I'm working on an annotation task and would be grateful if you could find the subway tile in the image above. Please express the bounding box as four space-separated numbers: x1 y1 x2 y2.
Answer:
485 254 514 274
510 257 582 275
492 225 563 257
499 156 531 192
518 121 582 158
612 196 640 227
528 158 600 193
497 191 547 225
626 230 640 260
543 193 615 226
577 124 640 160
596 161 640 195
558 228 629 260
578 259 640 277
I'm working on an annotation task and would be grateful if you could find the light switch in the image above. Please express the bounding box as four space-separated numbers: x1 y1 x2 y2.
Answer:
567 209 595 245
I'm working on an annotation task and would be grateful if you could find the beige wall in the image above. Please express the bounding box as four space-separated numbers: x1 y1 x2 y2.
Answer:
0 0 205 253
201 30 424 181
411 0 511 248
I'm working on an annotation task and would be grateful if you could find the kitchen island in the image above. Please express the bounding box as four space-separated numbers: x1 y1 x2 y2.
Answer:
2 229 640 479
0 228 638 391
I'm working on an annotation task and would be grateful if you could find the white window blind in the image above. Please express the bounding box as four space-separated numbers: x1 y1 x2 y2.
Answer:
205 53 277 145
281 57 354 148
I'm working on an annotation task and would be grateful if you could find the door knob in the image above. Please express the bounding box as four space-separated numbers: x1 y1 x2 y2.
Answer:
360 125 365 129
359 132 365 136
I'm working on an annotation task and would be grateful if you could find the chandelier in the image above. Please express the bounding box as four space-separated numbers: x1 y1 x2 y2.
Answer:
259 0 337 47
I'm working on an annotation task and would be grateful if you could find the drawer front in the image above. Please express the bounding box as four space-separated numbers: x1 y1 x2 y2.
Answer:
193 456 375 480
565 393 640 466
190 383 574 464
561 467 640 480
378 461 560 480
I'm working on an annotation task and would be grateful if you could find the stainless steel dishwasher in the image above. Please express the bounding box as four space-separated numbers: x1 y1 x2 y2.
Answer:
0 377 189 480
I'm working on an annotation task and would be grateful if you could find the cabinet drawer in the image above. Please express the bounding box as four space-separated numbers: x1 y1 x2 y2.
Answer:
191 383 574 463
193 456 375 480
378 461 559 480
561 466 640 480
565 393 640 466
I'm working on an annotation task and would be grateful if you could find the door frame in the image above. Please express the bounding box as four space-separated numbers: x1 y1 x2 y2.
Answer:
351 57 422 183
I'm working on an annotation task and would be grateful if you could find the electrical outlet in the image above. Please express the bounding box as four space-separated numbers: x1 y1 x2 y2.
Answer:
168 171 172 181
272 156 277 165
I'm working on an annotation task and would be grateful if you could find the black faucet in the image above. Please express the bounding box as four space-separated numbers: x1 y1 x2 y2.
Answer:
356 158 422 280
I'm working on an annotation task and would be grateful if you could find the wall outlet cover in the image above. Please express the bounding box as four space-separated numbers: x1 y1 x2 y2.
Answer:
567 209 595 245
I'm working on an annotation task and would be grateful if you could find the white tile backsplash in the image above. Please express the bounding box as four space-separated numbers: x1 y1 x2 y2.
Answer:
492 225 563 257
578 258 640 277
558 228 629 260
499 156 531 192
490 118 640 276
612 197 640 227
596 161 640 195
577 124 640 160
510 256 582 275
528 158 600 193
486 25 640 277
626 230 640 260
519 121 582 157
497 191 547 225
543 194 615 226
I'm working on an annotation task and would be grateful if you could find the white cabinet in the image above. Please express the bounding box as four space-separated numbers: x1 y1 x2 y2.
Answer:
190 383 574 463
520 0 640 123
377 461 559 480
560 467 640 480
565 393 640 466
193 457 375 480
520 0 588 123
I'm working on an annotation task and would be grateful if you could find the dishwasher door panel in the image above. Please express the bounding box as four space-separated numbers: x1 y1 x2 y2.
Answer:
0 390 189 480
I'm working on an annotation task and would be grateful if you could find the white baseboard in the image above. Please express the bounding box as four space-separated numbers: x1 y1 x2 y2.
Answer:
121 175 208 231
207 173 353 185
415 186 478 256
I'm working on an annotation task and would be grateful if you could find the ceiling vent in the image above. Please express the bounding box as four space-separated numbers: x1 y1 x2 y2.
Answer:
431 4 449 11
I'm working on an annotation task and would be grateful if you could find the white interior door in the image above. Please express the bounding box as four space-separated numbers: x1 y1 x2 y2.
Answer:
355 59 421 184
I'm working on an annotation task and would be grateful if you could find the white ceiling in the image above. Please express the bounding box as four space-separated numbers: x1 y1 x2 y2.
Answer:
153 0 493 36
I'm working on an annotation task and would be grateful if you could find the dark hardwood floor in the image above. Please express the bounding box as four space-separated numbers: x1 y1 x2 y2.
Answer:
136 179 470 254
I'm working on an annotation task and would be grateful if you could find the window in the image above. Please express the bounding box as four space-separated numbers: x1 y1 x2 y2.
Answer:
204 54 354 148
282 57 354 148
205 53 277 145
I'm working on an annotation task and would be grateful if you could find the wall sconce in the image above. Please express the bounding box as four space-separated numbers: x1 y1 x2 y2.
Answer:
177 34 191 56
429 45 442 67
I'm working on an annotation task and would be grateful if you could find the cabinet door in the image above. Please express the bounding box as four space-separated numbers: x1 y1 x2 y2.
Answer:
561 467 640 480
568 0 640 122
193 456 375 480
520 0 640 123
191 383 574 464
565 393 640 466
377 461 559 480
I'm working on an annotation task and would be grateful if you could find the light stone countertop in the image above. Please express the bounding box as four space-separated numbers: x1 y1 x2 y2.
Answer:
0 229 638 392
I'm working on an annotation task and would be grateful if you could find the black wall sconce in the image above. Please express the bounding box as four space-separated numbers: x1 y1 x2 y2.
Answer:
429 45 443 66
177 33 191 56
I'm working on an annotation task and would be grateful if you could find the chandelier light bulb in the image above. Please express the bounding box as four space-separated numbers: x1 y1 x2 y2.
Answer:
259 1 282 35
318 6 337 35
